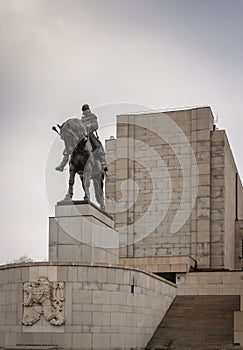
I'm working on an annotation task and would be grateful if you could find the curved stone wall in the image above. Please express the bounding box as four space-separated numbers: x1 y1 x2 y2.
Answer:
0 262 176 350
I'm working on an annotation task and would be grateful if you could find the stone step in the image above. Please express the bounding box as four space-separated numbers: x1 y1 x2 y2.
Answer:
4 347 63 350
146 295 240 350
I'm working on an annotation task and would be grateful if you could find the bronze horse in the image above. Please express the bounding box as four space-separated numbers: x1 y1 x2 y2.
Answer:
53 118 105 210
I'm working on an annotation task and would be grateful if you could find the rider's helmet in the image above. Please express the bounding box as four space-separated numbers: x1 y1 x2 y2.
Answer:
81 104 90 112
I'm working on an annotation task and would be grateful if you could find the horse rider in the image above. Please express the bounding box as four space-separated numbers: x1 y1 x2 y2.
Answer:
81 104 108 172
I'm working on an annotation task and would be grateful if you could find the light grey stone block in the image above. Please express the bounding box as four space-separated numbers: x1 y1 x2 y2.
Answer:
68 267 78 282
72 333 92 349
111 333 126 348
73 290 92 304
93 291 111 305
93 333 111 349
57 266 68 281
16 332 33 345
72 311 92 325
87 267 98 283
64 283 73 326
111 312 126 326
110 291 126 305
48 245 58 261
93 311 110 326
55 203 114 228
5 332 16 347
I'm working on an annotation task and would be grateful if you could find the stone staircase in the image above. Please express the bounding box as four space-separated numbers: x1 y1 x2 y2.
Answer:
146 295 240 350
3 347 63 350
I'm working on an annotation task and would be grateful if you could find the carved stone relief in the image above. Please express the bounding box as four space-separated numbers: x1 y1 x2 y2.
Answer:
22 276 65 326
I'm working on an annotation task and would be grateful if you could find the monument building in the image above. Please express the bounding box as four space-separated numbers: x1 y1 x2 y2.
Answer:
106 106 243 273
0 106 243 350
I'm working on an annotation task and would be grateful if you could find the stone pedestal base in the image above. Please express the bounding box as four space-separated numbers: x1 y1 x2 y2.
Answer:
49 201 119 264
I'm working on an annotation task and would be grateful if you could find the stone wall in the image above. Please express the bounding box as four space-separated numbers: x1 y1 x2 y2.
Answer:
106 108 214 268
106 107 214 267
237 175 243 220
210 130 243 269
119 256 196 273
105 106 243 270
235 166 243 269
210 130 225 268
224 134 238 269
0 262 176 350
176 271 242 295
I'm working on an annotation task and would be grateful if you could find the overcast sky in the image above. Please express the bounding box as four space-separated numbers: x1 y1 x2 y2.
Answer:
1 0 243 264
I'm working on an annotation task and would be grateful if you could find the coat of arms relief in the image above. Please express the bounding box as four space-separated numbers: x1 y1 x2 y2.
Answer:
22 276 65 326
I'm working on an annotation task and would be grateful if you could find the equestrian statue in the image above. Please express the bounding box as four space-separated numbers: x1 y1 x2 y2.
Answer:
53 104 107 210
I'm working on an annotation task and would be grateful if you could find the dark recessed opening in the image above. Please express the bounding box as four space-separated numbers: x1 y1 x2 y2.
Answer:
241 238 243 258
154 272 177 284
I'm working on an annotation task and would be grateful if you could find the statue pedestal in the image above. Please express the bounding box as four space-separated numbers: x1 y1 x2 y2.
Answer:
49 201 119 264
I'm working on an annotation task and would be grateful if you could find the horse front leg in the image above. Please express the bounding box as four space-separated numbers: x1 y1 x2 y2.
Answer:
64 167 75 201
79 175 87 201
81 171 91 201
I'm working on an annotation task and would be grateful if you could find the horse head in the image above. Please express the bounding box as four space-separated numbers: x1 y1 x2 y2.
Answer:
53 118 87 153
